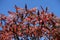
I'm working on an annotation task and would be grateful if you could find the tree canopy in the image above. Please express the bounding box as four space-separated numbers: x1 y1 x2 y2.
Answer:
0 4 60 40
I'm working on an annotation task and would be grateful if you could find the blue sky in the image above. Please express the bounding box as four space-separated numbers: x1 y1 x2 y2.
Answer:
0 0 60 17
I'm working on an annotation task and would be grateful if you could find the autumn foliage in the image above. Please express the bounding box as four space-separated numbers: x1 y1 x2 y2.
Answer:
0 4 60 40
